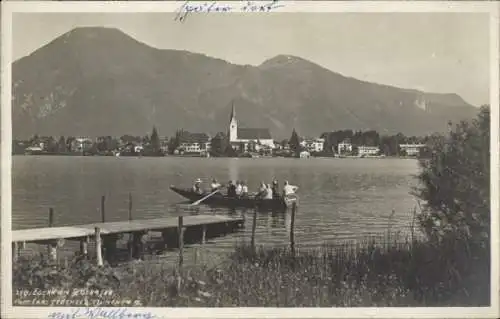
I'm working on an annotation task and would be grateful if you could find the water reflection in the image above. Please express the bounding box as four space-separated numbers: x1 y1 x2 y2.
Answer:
13 156 419 248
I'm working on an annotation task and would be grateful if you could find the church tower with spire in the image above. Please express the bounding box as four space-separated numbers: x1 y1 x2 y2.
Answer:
229 102 238 142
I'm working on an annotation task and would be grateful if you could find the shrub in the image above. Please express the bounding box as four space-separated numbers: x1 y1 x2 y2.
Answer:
415 106 490 250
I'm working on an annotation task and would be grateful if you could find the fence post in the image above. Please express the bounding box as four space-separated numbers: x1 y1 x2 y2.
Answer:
251 209 258 253
177 216 184 292
290 202 297 257
201 225 207 265
202 225 207 245
48 208 57 262
95 227 103 266
80 237 88 258
101 195 106 223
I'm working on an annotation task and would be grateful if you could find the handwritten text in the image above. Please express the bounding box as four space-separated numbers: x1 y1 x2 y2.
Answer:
48 307 156 319
175 0 285 22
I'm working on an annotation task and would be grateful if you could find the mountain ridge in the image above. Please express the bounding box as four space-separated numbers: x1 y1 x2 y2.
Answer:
12 27 478 139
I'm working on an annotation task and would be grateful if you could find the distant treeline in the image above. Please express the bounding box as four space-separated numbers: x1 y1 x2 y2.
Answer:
12 127 165 156
318 130 430 156
13 127 435 158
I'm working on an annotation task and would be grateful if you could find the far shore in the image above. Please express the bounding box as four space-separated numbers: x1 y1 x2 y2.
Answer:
13 153 421 160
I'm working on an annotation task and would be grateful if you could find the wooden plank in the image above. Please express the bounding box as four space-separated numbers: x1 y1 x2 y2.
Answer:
12 215 243 243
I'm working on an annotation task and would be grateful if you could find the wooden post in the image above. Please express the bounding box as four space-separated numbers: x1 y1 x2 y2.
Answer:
251 210 258 252
47 208 57 262
290 202 297 257
95 227 103 266
49 243 58 263
128 233 134 261
178 216 184 267
101 196 106 223
201 225 207 265
202 225 207 245
80 237 89 258
49 208 54 227
177 216 184 292
128 193 133 221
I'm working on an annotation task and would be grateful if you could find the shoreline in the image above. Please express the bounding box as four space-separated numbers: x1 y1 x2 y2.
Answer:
12 153 421 160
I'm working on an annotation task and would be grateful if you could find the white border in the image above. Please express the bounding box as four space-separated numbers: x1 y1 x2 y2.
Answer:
1 1 499 318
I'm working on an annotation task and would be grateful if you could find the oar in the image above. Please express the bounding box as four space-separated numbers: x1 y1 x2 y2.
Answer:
189 187 224 206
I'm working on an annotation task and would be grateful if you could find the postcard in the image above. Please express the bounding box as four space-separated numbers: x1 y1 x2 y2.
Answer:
1 1 499 318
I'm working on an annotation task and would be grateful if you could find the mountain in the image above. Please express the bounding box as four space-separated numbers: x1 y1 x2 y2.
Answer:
12 27 479 140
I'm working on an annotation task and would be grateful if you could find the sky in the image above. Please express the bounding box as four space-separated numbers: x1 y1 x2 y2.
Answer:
12 12 490 106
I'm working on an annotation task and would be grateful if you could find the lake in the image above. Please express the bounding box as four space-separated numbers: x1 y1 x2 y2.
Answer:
12 156 421 264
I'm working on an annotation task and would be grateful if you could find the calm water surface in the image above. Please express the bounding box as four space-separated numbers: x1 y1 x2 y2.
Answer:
13 156 420 264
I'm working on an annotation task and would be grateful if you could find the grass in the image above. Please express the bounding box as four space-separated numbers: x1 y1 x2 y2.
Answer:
12 231 490 307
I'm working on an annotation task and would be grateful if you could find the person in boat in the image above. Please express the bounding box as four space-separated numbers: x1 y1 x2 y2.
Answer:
241 181 249 198
256 182 267 199
282 180 299 200
235 181 243 197
192 178 203 194
227 180 237 198
271 180 280 200
265 184 274 199
210 178 221 192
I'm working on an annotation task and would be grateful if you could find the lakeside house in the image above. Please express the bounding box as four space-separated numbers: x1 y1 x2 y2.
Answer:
228 104 274 151
24 146 43 155
358 145 380 157
176 132 211 155
300 138 325 153
299 150 311 158
71 137 93 152
399 144 426 156
338 139 353 154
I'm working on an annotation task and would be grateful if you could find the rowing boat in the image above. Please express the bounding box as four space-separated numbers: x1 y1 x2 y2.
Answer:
169 186 294 211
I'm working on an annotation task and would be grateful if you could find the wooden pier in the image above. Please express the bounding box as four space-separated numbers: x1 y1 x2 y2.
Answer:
12 214 245 265
12 215 243 243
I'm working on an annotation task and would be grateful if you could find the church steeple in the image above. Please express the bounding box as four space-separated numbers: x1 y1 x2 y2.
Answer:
229 101 236 123
229 101 238 142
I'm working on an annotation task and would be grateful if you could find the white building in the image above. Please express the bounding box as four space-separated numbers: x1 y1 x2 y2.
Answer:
72 137 93 152
178 132 211 154
229 104 274 151
358 145 380 157
301 138 325 153
399 144 426 156
134 145 144 153
338 139 353 154
299 150 311 158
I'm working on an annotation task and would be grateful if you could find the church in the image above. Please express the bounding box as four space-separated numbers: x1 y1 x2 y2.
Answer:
228 104 274 151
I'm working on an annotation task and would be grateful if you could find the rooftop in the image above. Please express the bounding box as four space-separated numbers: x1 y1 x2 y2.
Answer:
237 128 272 140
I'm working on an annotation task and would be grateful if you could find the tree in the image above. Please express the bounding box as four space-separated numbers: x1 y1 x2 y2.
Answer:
168 129 184 154
280 139 288 148
58 136 66 153
150 126 161 154
414 106 490 252
210 132 228 156
30 134 40 146
142 135 150 146
289 129 301 156
224 144 238 157
46 136 58 153
66 137 75 152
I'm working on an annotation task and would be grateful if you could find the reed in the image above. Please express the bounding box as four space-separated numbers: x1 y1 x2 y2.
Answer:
12 229 489 307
